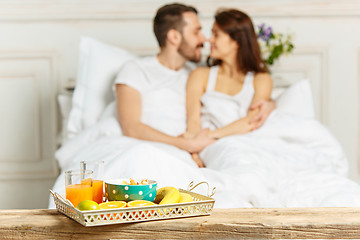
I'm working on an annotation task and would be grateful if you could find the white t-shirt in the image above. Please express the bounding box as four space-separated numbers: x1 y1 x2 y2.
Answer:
114 56 195 136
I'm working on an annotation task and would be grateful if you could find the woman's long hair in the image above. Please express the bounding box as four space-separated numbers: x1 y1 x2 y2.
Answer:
207 9 268 73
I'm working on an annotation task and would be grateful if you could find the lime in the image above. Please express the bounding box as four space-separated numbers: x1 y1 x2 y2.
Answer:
76 200 100 211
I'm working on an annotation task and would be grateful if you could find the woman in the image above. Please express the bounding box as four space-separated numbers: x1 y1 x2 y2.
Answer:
186 9 273 167
186 9 272 140
183 9 360 209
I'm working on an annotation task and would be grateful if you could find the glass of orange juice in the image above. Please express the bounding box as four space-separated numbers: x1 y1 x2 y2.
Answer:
80 161 104 204
65 169 93 207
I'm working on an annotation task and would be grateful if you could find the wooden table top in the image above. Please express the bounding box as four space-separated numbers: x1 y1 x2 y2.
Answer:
1 208 360 239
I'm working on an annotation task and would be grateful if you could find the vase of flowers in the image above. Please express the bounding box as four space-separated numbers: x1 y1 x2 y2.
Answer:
257 23 294 66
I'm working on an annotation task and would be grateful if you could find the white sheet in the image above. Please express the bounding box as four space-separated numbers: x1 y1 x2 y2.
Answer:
50 110 360 209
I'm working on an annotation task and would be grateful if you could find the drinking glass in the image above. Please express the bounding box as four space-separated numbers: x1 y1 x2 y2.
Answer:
65 169 93 207
80 161 104 204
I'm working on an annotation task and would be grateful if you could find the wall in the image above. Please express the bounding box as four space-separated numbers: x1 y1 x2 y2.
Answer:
0 0 359 209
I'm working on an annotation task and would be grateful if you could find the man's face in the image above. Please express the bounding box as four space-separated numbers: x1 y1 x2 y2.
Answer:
178 12 206 63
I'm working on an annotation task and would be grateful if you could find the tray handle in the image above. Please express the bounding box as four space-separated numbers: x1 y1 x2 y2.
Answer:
49 189 75 208
187 181 216 198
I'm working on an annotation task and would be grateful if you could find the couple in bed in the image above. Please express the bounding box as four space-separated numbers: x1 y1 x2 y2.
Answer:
112 3 360 207
50 3 360 208
116 3 274 168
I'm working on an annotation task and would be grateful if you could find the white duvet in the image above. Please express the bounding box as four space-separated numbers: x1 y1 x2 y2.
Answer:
49 109 360 209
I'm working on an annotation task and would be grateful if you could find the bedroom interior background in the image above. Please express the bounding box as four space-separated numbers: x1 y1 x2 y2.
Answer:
0 0 359 209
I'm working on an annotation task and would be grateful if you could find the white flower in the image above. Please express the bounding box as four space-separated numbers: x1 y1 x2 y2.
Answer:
256 23 295 65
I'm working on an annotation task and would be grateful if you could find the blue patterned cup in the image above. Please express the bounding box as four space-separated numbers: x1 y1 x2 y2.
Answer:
105 179 157 202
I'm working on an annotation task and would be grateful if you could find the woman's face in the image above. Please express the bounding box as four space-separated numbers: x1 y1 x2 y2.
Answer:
209 23 238 60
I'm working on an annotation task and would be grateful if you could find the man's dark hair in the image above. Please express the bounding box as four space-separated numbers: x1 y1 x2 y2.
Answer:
153 3 198 47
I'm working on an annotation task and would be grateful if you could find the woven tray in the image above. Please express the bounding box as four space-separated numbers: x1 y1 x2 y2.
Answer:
50 181 216 227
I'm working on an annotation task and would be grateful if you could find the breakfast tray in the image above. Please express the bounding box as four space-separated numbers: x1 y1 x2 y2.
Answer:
50 181 216 227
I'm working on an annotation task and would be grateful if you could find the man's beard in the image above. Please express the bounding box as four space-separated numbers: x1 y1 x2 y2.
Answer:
178 38 203 63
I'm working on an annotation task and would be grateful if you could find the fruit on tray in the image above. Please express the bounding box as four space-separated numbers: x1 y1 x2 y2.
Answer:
76 200 100 211
178 192 193 214
154 187 181 205
99 201 127 209
99 201 127 220
127 200 156 219
76 185 193 212
127 200 156 208
179 192 193 203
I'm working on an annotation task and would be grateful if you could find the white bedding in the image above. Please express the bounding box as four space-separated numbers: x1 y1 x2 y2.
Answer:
50 37 360 209
49 109 360 209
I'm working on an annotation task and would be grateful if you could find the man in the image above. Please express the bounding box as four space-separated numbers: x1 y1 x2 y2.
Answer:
115 3 274 167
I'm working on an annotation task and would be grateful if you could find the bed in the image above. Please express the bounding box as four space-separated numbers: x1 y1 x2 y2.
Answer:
49 37 360 209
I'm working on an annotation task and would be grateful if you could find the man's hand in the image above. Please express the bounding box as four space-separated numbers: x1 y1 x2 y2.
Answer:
191 153 205 168
249 99 276 130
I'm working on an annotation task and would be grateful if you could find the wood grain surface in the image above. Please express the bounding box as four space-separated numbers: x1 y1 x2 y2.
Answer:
1 208 360 239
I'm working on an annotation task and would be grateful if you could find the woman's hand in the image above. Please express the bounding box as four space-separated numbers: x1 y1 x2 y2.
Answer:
180 131 197 139
180 131 208 167
191 153 205 168
249 99 276 130
181 128 216 153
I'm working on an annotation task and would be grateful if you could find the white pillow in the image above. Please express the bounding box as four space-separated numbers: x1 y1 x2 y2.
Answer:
66 37 137 140
275 79 315 119
57 93 73 144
